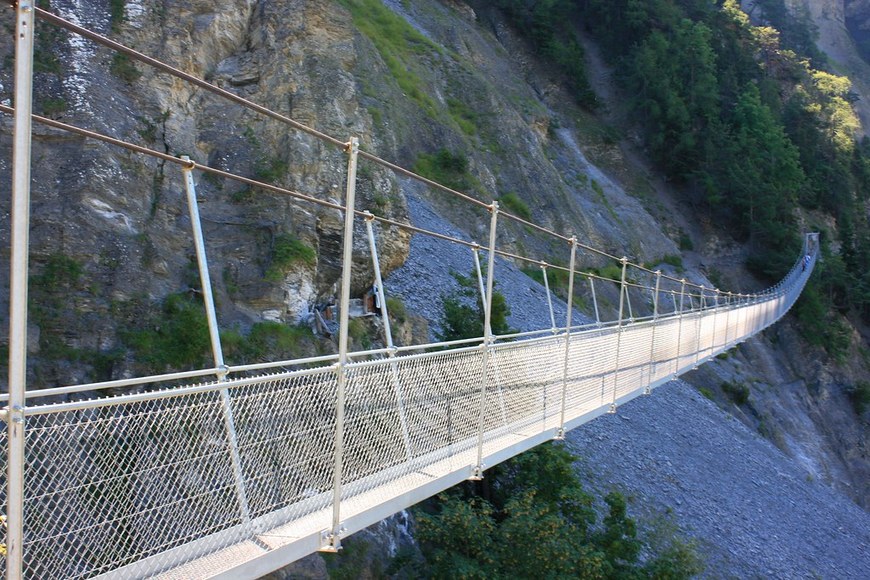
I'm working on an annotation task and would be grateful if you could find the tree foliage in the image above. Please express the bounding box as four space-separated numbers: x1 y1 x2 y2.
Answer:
567 0 870 349
414 443 703 578
494 0 597 108
438 270 512 341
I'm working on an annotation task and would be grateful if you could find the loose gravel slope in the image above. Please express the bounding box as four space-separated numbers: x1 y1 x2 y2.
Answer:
568 380 870 578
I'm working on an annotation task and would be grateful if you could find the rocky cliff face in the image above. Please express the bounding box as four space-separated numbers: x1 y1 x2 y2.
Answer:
0 0 677 386
846 0 870 59
779 0 870 135
1 0 868 575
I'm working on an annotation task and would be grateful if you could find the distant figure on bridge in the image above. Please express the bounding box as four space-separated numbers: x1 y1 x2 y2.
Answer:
802 254 811 271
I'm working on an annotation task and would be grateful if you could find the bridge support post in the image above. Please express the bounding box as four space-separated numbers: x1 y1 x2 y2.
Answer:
694 287 705 369
723 292 732 349
324 137 360 551
471 245 508 425
674 280 686 378
6 1 36 576
710 290 720 355
556 238 578 438
589 276 601 328
472 202 499 479
609 257 629 413
541 263 557 429
541 263 557 334
181 158 250 524
364 214 412 461
645 271 662 395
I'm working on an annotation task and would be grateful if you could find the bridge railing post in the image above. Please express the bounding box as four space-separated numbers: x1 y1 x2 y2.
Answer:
674 279 686 378
6 1 36 575
557 237 578 438
645 270 661 394
471 244 508 425
589 276 601 329
609 257 629 412
364 214 413 462
472 201 499 479
325 136 359 551
181 158 251 525
541 263 557 334
710 289 720 355
694 286 705 369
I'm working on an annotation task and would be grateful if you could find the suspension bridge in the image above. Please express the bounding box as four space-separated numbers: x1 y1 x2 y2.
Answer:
2 3 817 578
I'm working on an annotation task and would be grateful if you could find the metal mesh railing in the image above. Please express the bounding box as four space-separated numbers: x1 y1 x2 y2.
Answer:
0 247 815 578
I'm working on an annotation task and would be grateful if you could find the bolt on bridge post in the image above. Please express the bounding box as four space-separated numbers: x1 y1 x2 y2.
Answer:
181 157 250 523
325 137 359 551
472 201 499 480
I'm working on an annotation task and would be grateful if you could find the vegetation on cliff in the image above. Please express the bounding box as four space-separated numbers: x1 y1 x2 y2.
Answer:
498 0 870 358
415 443 702 579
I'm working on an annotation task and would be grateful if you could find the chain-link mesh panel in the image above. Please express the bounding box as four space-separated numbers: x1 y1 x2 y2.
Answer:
614 324 653 399
22 390 244 579
649 318 676 385
341 360 415 499
338 348 486 504
564 328 618 416
698 313 716 360
230 369 337 524
490 336 563 433
394 349 485 464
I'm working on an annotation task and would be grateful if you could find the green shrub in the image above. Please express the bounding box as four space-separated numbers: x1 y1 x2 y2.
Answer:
265 234 316 281
594 263 624 282
437 275 512 341
386 296 407 324
109 0 126 32
121 292 211 370
415 443 701 578
253 156 288 184
698 387 714 400
721 380 750 405
499 192 532 221
111 52 141 83
847 381 870 416
522 266 571 301
447 98 480 135
221 321 315 364
337 0 438 115
41 97 67 117
678 231 694 251
661 254 683 269
413 149 472 192
230 187 255 204
348 318 371 349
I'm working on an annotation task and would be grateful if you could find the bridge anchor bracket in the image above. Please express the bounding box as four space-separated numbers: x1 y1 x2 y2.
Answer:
554 428 565 441
469 465 484 481
318 527 345 553
608 403 618 414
